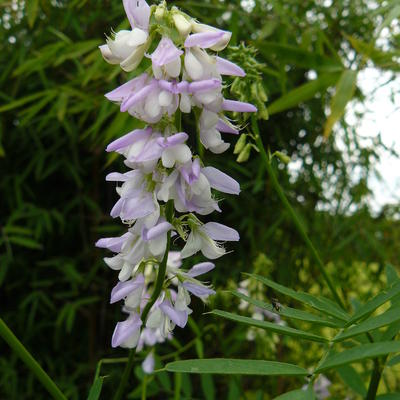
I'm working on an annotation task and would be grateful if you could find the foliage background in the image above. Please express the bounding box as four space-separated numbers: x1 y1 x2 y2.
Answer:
1 0 400 398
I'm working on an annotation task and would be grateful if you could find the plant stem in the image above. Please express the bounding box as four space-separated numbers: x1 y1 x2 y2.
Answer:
366 360 382 400
252 116 345 309
141 200 175 324
0 318 67 400
112 350 135 400
113 201 174 400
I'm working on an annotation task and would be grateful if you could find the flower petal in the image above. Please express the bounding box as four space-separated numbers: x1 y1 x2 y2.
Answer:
189 79 221 94
151 37 183 67
110 274 145 304
95 233 131 252
188 262 215 277
216 57 246 77
159 301 188 328
222 100 258 113
185 31 225 48
142 221 173 241
123 0 151 30
202 222 240 241
105 73 148 102
183 282 215 298
111 313 142 348
106 127 152 152
121 80 158 112
216 119 239 135
202 167 240 195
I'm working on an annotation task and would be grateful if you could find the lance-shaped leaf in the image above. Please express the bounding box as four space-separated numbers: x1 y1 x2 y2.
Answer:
335 308 400 342
346 281 400 326
274 387 316 399
210 310 328 343
323 69 358 138
376 5 400 37
165 359 309 376
26 0 40 28
377 395 400 400
315 342 400 373
247 274 349 322
337 365 367 397
231 290 343 328
87 376 104 400
268 73 339 115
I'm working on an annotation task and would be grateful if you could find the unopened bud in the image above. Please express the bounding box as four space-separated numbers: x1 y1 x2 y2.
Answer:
234 134 247 155
173 13 192 36
274 151 291 164
237 144 252 163
258 82 268 102
155 6 165 21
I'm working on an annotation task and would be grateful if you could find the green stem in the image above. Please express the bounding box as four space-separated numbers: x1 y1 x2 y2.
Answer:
0 318 67 400
366 360 382 400
112 350 135 400
141 200 175 324
251 116 345 310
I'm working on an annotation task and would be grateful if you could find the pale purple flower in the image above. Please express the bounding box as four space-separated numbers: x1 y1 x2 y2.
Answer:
142 352 155 374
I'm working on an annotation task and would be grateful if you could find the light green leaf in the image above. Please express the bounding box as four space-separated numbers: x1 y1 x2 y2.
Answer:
337 365 367 397
231 291 342 328
377 5 400 37
26 0 40 28
347 281 400 326
165 359 309 376
323 70 358 138
247 273 349 322
274 387 315 400
315 342 400 372
335 308 400 342
87 376 104 400
210 310 328 343
0 91 54 113
268 74 339 115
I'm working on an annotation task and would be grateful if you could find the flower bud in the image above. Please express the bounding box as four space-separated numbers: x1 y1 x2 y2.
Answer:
234 134 247 155
274 151 291 165
173 13 192 36
237 143 252 163
155 5 165 21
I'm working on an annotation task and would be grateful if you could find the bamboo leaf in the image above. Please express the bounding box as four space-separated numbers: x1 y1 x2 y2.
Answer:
0 91 54 113
335 308 400 342
315 342 400 372
26 0 40 28
377 5 400 37
323 70 358 138
87 376 104 400
268 74 339 115
210 310 328 343
347 281 400 326
336 365 367 397
8 236 43 250
246 273 349 322
376 394 400 400
230 290 342 328
274 387 315 399
165 359 309 376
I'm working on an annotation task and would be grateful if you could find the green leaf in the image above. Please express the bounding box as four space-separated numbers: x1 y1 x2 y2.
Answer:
323 69 358 138
87 376 104 400
377 395 400 400
8 236 43 250
347 281 400 326
230 290 342 328
165 359 309 376
256 42 343 72
336 365 367 397
0 91 54 113
274 387 315 400
377 5 400 37
210 310 328 343
315 342 400 372
334 308 400 342
26 0 40 28
268 74 339 115
247 274 349 322
387 354 400 367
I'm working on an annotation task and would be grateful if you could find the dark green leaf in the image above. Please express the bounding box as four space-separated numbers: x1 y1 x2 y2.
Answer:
87 376 104 400
336 365 367 397
26 0 40 28
231 290 342 328
247 274 349 321
165 359 309 376
274 387 315 400
315 342 400 372
211 310 328 343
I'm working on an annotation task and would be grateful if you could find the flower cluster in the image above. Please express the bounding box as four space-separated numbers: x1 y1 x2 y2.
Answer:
96 0 256 357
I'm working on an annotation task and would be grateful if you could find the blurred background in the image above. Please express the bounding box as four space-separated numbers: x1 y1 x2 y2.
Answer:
1 0 400 398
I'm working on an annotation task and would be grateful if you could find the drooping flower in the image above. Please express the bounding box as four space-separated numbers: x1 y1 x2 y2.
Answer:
97 0 256 356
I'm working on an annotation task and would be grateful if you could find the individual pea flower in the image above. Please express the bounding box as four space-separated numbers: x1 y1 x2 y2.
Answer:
99 0 151 72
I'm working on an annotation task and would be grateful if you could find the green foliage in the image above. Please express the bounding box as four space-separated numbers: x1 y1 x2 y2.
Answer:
1 0 400 399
